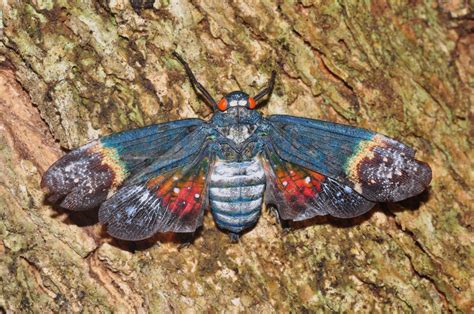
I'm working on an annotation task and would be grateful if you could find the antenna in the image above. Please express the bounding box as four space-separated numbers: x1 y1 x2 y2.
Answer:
173 51 217 110
253 71 276 102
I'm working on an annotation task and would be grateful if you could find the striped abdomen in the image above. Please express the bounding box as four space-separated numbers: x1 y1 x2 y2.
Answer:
209 158 266 233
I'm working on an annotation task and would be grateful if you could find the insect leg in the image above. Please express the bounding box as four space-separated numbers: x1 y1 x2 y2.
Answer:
178 232 195 250
269 206 291 232
173 51 217 110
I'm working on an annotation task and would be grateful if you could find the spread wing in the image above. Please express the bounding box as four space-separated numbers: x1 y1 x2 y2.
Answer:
98 155 211 240
263 115 431 204
262 146 375 221
98 127 212 240
41 119 205 210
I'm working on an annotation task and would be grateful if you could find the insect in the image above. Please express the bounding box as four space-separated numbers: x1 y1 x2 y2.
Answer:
42 52 432 242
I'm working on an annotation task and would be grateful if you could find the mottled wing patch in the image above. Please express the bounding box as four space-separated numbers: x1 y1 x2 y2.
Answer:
263 150 375 221
344 135 432 202
98 158 210 240
266 115 432 203
41 142 127 210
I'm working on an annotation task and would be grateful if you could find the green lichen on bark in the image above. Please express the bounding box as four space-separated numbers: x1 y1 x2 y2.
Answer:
0 0 472 312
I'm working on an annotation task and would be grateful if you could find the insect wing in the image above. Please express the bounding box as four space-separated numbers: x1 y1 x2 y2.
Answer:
264 115 431 202
41 119 204 210
262 146 375 220
98 127 213 240
98 156 210 240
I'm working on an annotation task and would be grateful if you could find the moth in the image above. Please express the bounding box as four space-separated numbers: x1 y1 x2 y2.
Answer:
42 52 432 242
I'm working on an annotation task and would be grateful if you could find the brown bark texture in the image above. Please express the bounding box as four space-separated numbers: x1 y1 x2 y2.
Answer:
0 0 473 312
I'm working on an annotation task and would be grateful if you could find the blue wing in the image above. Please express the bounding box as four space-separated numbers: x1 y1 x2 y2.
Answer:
41 119 205 210
98 128 213 240
264 115 431 203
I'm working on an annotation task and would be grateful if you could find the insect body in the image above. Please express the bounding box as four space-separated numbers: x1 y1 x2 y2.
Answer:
42 53 432 241
209 158 265 233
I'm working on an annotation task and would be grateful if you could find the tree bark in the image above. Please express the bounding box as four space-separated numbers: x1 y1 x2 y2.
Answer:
0 0 472 312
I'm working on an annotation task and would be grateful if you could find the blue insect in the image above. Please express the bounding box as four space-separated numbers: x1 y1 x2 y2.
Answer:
42 52 432 242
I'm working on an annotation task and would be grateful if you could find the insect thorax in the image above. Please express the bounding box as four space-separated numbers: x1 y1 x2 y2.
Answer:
211 107 262 161
217 124 257 145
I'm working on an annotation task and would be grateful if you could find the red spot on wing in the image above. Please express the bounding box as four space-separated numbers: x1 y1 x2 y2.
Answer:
146 164 208 217
273 162 325 206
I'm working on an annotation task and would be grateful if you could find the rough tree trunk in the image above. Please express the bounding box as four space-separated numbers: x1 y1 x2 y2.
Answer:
0 0 472 312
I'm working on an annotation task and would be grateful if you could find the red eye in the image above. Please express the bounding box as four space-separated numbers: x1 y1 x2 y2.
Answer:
217 98 228 111
248 97 256 109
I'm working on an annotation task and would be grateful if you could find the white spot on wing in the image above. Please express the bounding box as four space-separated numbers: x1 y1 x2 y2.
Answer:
139 189 151 203
125 206 137 217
